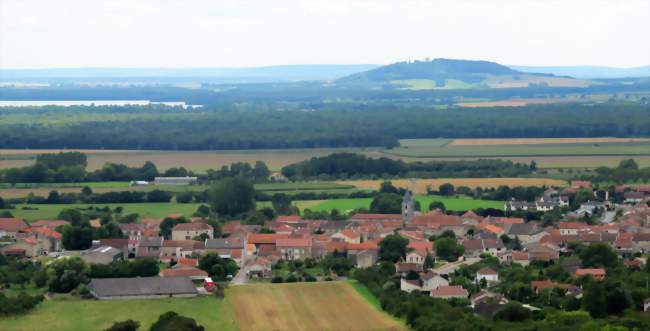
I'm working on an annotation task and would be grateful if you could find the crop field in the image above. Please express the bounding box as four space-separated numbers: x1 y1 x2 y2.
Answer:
385 140 650 158
338 178 566 194
416 195 504 211
448 137 650 146
227 282 406 331
0 148 374 172
2 203 204 221
307 198 374 213
0 296 237 331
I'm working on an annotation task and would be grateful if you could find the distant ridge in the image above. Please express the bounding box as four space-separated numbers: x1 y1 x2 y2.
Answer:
509 65 650 79
0 64 380 83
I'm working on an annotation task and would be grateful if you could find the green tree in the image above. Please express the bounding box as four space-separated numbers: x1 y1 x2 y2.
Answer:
583 281 607 318
45 257 89 293
104 320 140 331
424 253 435 269
253 161 271 181
61 225 94 250
428 201 446 212
159 217 188 239
149 311 204 331
435 237 464 262
370 193 402 214
57 208 84 226
438 183 455 196
207 177 255 216
271 193 293 215
578 242 618 268
378 234 409 262
198 253 238 280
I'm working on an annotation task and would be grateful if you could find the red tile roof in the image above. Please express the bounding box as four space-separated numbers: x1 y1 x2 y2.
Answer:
276 215 303 223
177 258 199 267
338 229 360 240
348 241 378 251
496 217 524 225
32 227 62 239
431 285 468 298
559 222 588 229
160 266 207 278
575 268 605 277
249 233 286 245
30 220 70 228
172 223 213 231
276 238 311 247
0 218 28 232
351 213 402 221
477 267 497 275
222 221 241 234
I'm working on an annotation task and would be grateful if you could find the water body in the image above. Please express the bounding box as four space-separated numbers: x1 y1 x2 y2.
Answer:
0 100 202 108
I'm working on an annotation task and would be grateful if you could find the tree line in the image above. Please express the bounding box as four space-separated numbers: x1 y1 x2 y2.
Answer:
0 103 648 150
281 153 534 179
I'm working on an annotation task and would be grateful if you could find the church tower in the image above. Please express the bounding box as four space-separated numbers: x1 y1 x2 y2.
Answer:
402 179 416 227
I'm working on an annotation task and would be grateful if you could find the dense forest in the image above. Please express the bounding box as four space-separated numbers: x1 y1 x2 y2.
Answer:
281 153 534 179
0 103 648 150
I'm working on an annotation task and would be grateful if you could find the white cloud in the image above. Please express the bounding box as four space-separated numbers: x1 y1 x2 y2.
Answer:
0 0 648 68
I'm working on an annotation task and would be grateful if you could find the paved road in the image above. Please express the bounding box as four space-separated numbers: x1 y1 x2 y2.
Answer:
231 261 253 285
433 257 480 275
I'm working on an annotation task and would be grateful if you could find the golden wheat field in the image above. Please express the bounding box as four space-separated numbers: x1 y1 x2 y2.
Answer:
338 178 567 194
227 282 405 331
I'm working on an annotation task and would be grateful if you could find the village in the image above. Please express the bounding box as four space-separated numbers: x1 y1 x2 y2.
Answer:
1 179 649 319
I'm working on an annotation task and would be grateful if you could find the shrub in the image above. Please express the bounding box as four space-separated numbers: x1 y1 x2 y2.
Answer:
271 276 283 283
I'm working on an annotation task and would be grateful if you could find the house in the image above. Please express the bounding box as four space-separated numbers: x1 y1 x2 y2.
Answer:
462 238 505 257
644 298 650 312
624 192 646 203
81 246 124 265
350 213 402 223
160 267 208 280
30 226 63 253
559 222 588 235
0 237 41 257
98 238 130 257
348 249 379 268
575 268 606 280
88 277 198 300
396 262 423 277
511 251 530 266
120 223 145 241
248 257 273 278
31 220 70 229
504 223 539 243
270 172 289 182
531 280 582 296
430 285 468 300
571 180 591 189
171 223 213 241
177 257 199 268
135 236 164 260
331 230 361 244
0 218 29 238
400 271 449 293
276 215 303 223
476 267 499 284
276 237 312 260
204 237 246 264
153 177 197 185
160 240 202 262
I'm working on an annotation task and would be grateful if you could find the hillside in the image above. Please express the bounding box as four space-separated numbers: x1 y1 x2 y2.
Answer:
510 65 650 79
337 58 589 89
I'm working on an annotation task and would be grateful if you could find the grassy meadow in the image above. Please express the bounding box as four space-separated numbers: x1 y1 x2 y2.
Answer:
0 296 237 331
3 203 204 222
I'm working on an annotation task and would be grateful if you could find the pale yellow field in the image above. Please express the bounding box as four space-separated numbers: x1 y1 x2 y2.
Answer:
456 98 563 107
449 137 650 146
227 282 405 331
0 148 373 171
339 178 567 194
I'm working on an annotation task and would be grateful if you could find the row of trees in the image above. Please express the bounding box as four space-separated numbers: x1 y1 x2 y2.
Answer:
1 103 648 150
281 153 534 179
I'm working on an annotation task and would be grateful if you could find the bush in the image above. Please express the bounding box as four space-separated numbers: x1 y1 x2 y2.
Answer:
285 274 298 283
304 274 317 282
271 276 283 283
324 276 333 281
104 319 140 331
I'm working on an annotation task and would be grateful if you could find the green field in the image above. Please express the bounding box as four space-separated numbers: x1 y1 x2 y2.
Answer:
304 195 504 213
254 182 355 191
392 79 481 90
2 202 204 222
386 140 650 158
0 296 236 331
415 195 504 211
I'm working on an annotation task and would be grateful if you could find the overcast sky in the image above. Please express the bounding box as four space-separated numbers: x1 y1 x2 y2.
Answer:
1 0 648 69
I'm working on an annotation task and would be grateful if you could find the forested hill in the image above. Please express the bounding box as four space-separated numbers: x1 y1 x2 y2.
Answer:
336 58 587 89
338 58 522 83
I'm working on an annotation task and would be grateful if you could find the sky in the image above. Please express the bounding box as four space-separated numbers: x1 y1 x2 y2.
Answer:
1 0 648 69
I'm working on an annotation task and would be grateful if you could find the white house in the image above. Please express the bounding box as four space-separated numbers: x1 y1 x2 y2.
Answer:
475 267 499 284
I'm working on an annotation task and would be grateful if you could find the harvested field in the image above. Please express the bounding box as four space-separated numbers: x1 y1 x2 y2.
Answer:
457 98 563 107
227 282 405 331
449 138 650 146
338 178 567 194
0 148 374 171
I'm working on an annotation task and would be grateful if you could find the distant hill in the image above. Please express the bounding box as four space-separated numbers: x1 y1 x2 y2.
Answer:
0 64 380 84
510 65 650 79
337 58 590 89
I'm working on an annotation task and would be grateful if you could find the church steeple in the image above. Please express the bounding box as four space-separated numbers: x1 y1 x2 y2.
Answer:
402 179 416 227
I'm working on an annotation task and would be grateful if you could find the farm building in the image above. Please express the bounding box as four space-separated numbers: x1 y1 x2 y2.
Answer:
88 276 198 300
153 176 198 185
